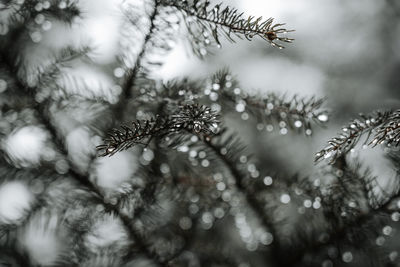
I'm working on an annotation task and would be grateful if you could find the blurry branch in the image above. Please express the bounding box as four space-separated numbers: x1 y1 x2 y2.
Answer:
35 102 168 267
122 1 159 100
284 157 398 266
1 0 80 32
0 57 168 267
376 151 400 210
97 104 219 156
158 0 294 49
315 110 400 163
139 70 329 135
21 0 81 23
212 70 328 135
0 246 31 267
197 127 282 265
36 46 92 89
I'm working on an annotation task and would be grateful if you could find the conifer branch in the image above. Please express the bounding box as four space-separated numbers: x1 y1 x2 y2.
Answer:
122 1 159 100
198 127 282 265
1 0 80 33
134 70 329 135
159 0 294 49
212 70 328 135
280 158 388 265
34 105 168 267
315 110 400 163
0 54 167 267
97 104 219 156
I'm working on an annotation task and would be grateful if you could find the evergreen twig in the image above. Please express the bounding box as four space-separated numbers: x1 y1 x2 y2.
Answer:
159 0 294 49
315 110 400 163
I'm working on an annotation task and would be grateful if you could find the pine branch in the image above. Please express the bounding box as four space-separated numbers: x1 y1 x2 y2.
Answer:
34 105 169 267
0 0 80 35
134 70 329 135
159 0 294 49
0 52 168 267
315 110 400 163
121 1 159 101
212 70 328 135
283 158 395 266
197 127 283 265
97 104 219 156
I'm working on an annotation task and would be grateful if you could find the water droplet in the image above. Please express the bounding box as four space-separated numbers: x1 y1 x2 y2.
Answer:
35 3 43 11
266 125 274 132
376 236 385 246
342 251 353 263
42 20 52 31
42 1 51 9
389 251 398 262
256 123 264 131
30 31 42 43
209 92 218 101
235 103 245 112
304 199 312 208
179 217 192 230
35 14 45 24
114 67 125 78
212 83 220 90
280 193 291 204
392 212 400 221
200 48 207 56
142 149 154 161
202 212 214 224
216 182 225 191
383 225 392 236
201 159 210 167
263 176 273 186
318 114 328 122
260 232 273 245
322 260 333 267
294 120 302 128
214 207 225 218
313 201 321 209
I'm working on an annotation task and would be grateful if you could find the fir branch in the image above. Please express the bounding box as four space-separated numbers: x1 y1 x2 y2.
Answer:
97 104 219 157
1 51 168 267
121 1 159 100
315 110 400 163
134 70 329 135
280 159 386 265
1 0 80 34
34 105 168 267
197 127 283 266
159 0 294 49
212 70 328 135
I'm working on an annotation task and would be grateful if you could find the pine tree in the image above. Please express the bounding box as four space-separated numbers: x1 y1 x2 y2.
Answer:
0 0 399 266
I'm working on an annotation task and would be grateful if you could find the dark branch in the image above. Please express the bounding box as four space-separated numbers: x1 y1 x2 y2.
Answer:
97 104 219 156
159 0 294 49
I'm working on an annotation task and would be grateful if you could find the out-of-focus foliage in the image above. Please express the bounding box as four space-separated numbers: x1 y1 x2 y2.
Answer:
1 0 400 267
